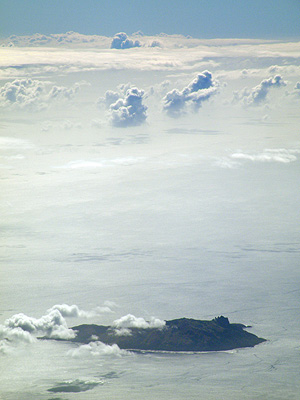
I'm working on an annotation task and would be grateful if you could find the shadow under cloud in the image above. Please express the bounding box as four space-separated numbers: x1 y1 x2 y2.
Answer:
165 128 222 135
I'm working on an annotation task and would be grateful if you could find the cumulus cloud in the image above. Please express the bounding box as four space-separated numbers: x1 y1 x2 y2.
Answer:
102 85 148 127
163 71 218 116
0 78 83 110
112 314 166 329
0 302 117 353
68 341 129 358
111 32 141 49
233 75 287 106
0 78 47 110
3 310 76 340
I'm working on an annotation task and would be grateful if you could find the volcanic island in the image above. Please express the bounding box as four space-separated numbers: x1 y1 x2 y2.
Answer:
68 316 266 352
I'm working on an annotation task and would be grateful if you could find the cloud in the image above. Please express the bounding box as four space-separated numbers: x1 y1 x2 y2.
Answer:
163 71 218 116
3 310 76 340
111 32 141 49
41 119 82 132
112 314 166 329
67 341 129 358
48 303 115 318
0 78 83 110
230 149 299 163
0 302 117 352
287 81 300 98
233 75 287 105
104 86 148 127
0 78 47 110
1 32 111 48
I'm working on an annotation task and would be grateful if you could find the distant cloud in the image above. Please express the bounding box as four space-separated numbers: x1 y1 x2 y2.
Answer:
0 78 83 110
112 314 165 329
233 75 287 106
111 32 141 49
163 71 217 117
48 303 115 318
231 149 299 163
149 40 162 48
41 119 83 132
102 85 148 127
1 32 111 48
287 81 300 98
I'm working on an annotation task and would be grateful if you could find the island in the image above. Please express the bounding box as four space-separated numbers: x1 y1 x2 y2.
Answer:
69 316 266 352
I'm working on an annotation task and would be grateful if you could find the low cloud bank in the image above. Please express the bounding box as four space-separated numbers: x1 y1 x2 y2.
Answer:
163 71 217 116
111 32 141 49
101 84 148 127
231 149 299 163
233 75 286 105
68 341 129 358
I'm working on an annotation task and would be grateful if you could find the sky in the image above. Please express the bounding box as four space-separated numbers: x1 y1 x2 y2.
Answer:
1 0 300 39
1 2 300 399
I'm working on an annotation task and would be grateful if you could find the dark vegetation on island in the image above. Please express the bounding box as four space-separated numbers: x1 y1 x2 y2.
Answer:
70 316 266 352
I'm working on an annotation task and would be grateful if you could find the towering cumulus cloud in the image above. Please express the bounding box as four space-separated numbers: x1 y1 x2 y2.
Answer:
103 85 148 127
234 75 287 105
163 71 217 117
111 32 141 49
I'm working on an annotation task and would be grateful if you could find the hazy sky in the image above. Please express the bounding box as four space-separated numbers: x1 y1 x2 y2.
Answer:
1 3 300 399
1 0 300 39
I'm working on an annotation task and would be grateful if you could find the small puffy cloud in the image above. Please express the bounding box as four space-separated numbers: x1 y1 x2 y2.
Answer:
68 341 129 358
112 314 165 329
233 75 287 106
163 71 218 117
111 32 141 49
0 78 83 111
103 86 148 127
